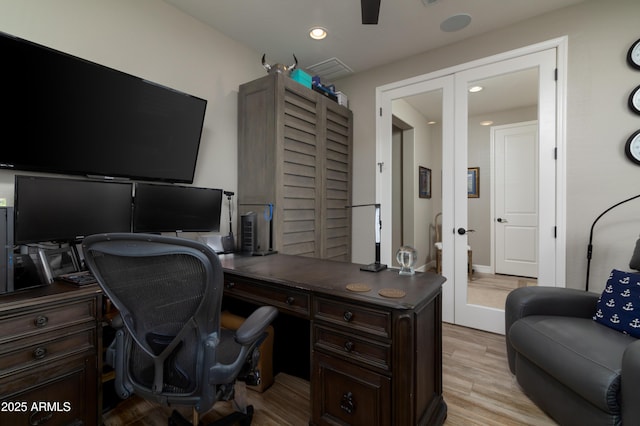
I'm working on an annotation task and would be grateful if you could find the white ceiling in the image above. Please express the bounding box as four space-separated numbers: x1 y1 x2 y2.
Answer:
164 0 584 80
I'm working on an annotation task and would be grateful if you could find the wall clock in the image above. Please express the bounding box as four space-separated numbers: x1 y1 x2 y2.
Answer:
625 130 640 165
628 38 640 70
630 85 640 115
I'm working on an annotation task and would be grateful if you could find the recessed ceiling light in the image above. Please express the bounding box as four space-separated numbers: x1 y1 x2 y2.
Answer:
309 27 327 40
480 120 494 126
427 121 437 125
440 13 472 32
468 86 483 93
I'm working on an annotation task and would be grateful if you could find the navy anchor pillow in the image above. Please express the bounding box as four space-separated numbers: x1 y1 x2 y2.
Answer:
593 269 640 337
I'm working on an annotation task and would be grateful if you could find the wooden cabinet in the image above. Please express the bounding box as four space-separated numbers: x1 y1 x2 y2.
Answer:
0 283 101 426
237 73 353 261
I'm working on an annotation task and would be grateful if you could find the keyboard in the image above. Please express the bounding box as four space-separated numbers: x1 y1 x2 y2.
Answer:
58 271 98 286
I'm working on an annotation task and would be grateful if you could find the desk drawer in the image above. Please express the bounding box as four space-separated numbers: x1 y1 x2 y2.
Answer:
0 324 96 375
314 297 391 339
312 352 391 426
314 324 390 372
0 299 97 344
224 277 310 317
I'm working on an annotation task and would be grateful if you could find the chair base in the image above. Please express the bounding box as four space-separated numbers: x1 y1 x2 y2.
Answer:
169 405 254 426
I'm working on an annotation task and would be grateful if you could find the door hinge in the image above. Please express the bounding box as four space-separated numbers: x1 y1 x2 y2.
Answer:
554 147 557 159
379 107 383 117
554 68 558 81
554 226 557 238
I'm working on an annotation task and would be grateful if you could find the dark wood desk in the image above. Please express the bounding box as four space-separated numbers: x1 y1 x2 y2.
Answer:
220 254 447 426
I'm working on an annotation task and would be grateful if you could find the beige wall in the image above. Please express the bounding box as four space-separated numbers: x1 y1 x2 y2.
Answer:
337 0 640 291
0 0 265 235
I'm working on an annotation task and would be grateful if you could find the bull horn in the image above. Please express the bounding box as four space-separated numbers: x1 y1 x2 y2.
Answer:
290 54 298 71
261 54 271 71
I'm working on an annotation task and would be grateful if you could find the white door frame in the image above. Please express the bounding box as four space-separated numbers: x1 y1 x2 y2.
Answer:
376 37 567 328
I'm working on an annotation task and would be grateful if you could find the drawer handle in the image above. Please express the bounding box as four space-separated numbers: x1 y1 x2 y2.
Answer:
340 391 356 414
285 296 295 305
33 347 48 360
225 281 235 289
34 315 49 328
343 311 353 322
29 411 54 425
344 341 355 352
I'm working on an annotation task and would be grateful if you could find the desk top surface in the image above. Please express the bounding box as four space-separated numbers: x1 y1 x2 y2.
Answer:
219 253 445 310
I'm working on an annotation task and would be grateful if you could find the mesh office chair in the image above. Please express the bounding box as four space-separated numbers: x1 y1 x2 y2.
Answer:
83 233 277 426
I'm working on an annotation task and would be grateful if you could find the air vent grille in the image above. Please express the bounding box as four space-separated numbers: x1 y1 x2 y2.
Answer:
306 57 353 83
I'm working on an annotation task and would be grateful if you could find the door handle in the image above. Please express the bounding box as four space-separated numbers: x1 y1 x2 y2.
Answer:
497 218 508 223
457 228 475 235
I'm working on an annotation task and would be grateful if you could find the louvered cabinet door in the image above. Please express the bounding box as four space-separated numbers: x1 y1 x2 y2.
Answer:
279 82 322 257
321 101 352 261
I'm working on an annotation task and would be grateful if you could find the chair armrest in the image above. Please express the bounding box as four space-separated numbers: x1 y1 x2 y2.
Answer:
505 287 598 374
622 339 640 424
235 306 278 345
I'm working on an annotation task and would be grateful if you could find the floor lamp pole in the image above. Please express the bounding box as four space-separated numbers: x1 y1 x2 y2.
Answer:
586 193 640 291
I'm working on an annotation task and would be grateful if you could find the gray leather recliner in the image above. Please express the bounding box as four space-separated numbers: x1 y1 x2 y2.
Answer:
505 286 640 426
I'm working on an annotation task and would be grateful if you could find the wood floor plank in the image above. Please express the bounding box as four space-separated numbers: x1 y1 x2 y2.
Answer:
102 323 556 425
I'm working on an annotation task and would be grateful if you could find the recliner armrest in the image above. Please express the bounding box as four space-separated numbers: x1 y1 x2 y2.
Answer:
235 306 278 345
505 287 598 374
622 339 640 424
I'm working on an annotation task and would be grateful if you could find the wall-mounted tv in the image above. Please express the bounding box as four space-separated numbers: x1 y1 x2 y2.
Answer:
133 183 222 233
0 31 207 183
14 175 133 244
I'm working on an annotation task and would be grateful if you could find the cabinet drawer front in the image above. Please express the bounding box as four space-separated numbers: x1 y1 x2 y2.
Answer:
224 277 310 317
314 298 391 338
0 362 89 426
314 325 391 371
312 353 391 426
0 326 95 375
1 299 96 343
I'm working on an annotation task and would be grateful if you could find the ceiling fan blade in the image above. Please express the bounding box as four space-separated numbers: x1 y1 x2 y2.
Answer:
361 0 381 25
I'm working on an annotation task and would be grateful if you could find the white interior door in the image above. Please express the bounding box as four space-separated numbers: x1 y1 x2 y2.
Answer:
454 49 557 334
377 39 566 334
493 121 539 278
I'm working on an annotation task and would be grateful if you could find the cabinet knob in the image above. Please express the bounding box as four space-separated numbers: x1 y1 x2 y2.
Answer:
225 281 235 290
343 311 353 322
344 341 355 352
34 315 48 328
340 391 356 414
33 347 48 360
285 296 295 305
29 411 54 425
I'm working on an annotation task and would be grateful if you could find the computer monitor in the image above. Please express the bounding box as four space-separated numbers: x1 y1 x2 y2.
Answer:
14 175 133 244
133 183 222 233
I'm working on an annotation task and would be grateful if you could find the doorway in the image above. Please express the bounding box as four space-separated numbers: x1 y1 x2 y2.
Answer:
376 39 567 334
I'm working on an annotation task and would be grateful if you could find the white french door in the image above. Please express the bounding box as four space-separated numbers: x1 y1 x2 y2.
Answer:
377 40 566 334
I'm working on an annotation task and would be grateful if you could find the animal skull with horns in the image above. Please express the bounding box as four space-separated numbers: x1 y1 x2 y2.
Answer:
261 54 298 75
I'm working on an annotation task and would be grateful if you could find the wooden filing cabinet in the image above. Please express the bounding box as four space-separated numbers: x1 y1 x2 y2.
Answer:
0 283 102 426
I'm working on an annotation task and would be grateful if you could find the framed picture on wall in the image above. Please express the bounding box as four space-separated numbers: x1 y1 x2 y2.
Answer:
419 166 431 199
468 167 479 198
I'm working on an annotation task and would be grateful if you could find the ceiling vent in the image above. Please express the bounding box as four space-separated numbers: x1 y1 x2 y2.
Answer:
306 57 354 82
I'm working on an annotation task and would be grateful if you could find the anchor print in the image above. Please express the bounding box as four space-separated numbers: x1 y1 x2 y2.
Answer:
624 302 634 311
630 318 640 329
606 299 616 308
605 284 614 294
621 289 632 297
620 276 631 285
610 314 621 324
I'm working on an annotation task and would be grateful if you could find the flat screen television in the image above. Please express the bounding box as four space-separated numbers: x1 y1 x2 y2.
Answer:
0 31 207 183
133 183 222 233
14 175 134 244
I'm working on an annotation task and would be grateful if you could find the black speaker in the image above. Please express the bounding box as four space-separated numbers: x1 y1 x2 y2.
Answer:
241 212 257 253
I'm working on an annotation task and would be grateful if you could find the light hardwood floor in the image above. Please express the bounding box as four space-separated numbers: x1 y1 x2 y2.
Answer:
102 323 555 426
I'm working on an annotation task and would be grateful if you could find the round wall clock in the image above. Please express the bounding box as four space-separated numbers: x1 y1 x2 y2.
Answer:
625 130 640 165
628 38 640 70
630 85 640 115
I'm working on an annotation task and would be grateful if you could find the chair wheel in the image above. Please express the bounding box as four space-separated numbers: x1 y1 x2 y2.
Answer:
239 405 254 426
